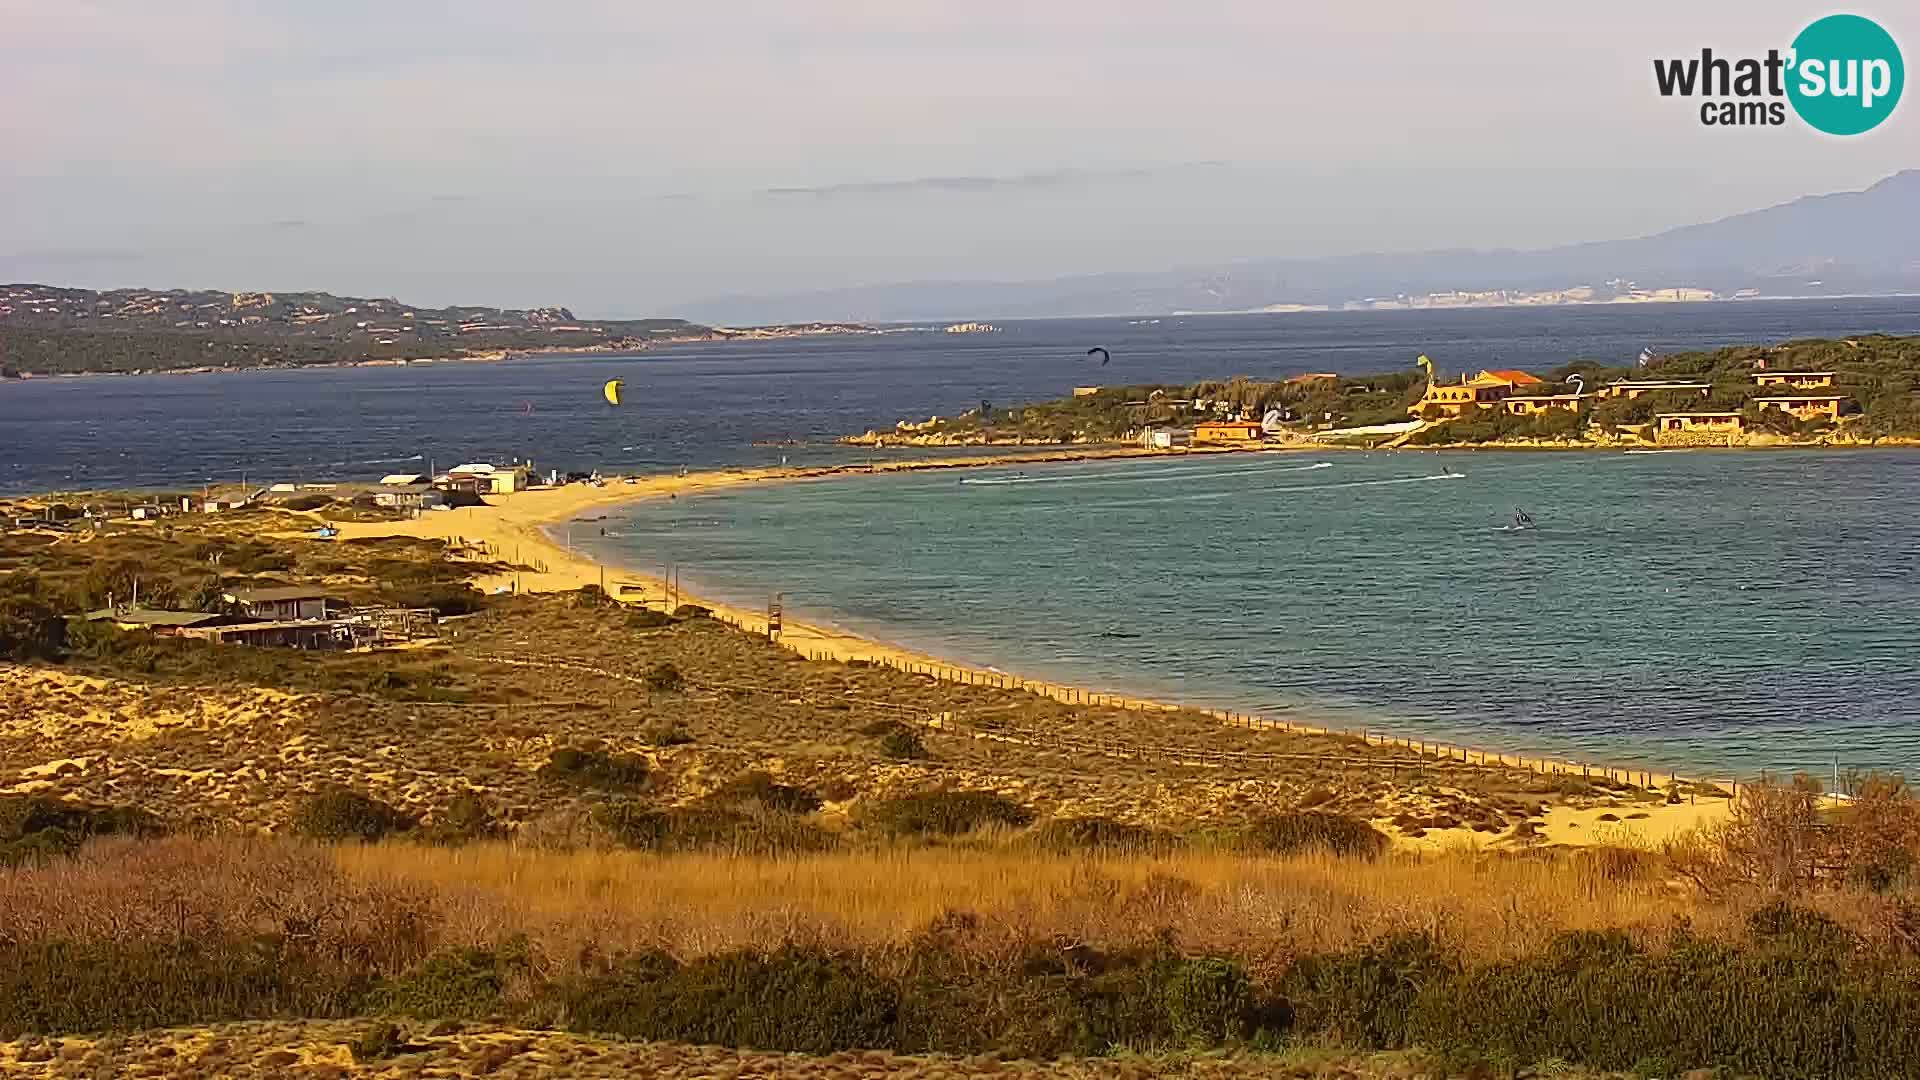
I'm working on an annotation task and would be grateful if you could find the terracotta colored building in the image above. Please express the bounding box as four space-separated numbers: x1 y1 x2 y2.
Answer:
1409 369 1545 417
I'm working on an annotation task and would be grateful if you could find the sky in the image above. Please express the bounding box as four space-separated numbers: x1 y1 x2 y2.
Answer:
2 0 1914 318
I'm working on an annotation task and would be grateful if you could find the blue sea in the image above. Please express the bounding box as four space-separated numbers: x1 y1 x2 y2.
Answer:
588 449 1920 780
7 297 1920 777
7 297 1920 493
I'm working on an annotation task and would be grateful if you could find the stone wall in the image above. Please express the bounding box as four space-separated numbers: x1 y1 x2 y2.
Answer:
1654 426 1740 447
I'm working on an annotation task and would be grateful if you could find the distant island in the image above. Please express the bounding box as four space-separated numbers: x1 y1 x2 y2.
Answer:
0 284 878 377
848 335 1920 450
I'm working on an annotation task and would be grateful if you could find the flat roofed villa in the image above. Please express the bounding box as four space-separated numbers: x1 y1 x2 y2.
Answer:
1502 393 1593 415
1752 371 1836 389
1754 395 1849 421
1601 379 1711 400
1654 411 1744 446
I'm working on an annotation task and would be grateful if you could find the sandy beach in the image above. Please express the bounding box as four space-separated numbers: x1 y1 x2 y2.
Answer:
333 447 1734 847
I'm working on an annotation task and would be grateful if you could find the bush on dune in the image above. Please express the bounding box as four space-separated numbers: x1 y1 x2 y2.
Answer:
290 787 416 842
1239 812 1389 858
0 796 163 867
703 771 823 814
562 947 897 1054
590 802 837 855
536 746 651 793
857 790 1032 837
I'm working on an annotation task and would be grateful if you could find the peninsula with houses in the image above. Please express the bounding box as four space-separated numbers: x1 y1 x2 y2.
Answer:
0 283 882 377
846 334 1920 450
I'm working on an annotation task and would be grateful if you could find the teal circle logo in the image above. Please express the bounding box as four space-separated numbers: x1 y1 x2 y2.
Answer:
1787 14 1904 135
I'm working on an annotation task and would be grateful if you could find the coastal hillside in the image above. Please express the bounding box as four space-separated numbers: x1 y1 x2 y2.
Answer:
851 334 1920 448
0 284 873 376
0 490 1618 843
683 170 1920 322
6 481 1920 1075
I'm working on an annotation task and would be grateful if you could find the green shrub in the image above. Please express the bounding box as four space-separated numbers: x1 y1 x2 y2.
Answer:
642 662 684 692
1241 812 1389 858
1402 923 1920 1077
0 937 372 1039
626 608 673 630
368 941 526 1019
283 494 333 512
0 796 163 866
289 787 416 842
1162 957 1255 1046
380 583 484 617
562 946 898 1053
536 747 650 793
1286 931 1452 1049
859 791 1032 837
880 728 928 761
671 604 712 619
0 591 67 661
705 772 822 814
860 720 927 760
895 938 1284 1058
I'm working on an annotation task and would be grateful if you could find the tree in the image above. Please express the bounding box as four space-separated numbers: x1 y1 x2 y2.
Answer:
0 594 66 660
1531 408 1583 440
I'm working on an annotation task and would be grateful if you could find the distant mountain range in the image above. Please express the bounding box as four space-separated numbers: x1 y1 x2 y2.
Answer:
678 170 1920 323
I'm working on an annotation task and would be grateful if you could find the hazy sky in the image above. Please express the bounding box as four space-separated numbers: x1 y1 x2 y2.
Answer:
2 1 1913 317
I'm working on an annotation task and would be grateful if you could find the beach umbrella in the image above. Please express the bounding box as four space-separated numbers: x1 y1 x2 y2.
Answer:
603 380 623 406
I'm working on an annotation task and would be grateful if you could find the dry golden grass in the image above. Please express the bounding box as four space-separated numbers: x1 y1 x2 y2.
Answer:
335 841 1704 969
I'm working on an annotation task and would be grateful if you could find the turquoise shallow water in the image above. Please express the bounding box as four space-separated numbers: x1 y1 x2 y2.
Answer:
583 449 1920 779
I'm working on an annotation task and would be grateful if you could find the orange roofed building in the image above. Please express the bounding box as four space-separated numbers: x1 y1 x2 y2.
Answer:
1409 369 1546 417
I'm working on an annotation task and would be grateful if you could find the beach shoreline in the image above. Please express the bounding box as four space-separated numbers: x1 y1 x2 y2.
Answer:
329 446 1739 848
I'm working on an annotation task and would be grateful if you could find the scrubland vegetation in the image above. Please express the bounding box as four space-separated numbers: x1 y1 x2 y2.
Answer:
7 505 1920 1075
9 780 1920 1077
891 334 1920 447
